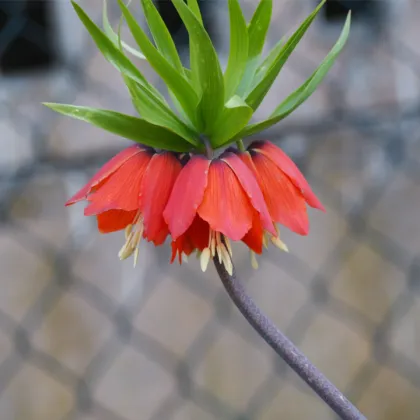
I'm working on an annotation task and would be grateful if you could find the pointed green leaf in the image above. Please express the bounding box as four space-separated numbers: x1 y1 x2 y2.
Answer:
211 96 253 147
117 0 199 125
44 104 196 152
251 35 286 92
237 12 351 139
186 0 203 91
172 0 224 133
113 12 199 145
139 0 184 73
224 0 248 100
72 1 161 100
245 0 326 111
72 1 196 144
236 0 272 97
187 0 203 24
122 75 199 145
102 0 145 59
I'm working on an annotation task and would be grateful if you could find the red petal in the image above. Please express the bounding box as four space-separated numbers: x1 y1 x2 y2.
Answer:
140 152 182 246
163 155 210 240
66 145 147 206
84 150 152 216
222 152 276 236
252 151 309 235
96 209 137 233
170 238 186 264
170 216 210 264
241 212 264 254
250 141 325 211
186 215 209 250
170 235 194 264
198 160 254 240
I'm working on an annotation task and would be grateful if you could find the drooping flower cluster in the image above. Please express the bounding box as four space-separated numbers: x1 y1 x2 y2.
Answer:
50 0 348 273
66 141 324 273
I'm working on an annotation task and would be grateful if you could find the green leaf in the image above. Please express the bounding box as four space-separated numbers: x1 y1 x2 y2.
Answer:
211 96 253 147
251 35 286 92
237 12 351 139
117 0 199 125
123 76 199 145
72 2 161 100
139 0 184 73
224 0 248 100
236 0 272 97
172 0 224 133
44 104 196 152
185 0 203 92
187 0 203 24
245 0 326 111
102 0 145 60
72 1 197 145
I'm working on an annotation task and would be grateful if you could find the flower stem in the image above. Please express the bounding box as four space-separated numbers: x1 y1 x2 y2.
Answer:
213 258 366 420
236 139 246 152
200 135 213 159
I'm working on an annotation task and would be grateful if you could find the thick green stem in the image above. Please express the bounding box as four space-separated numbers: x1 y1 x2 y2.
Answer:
236 139 246 152
200 135 213 159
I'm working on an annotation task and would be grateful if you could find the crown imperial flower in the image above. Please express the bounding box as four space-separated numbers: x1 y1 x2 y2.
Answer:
48 0 350 270
66 145 181 265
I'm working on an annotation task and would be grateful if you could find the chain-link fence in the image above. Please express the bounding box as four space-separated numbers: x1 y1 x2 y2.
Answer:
1 1 420 419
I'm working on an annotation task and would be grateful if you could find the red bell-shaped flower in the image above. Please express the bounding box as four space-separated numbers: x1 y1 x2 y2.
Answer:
163 152 276 274
66 145 182 264
241 140 325 237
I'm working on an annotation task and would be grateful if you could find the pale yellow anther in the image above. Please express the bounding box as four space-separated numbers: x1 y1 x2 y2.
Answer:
208 230 216 257
125 224 132 240
216 244 223 263
204 230 234 275
271 236 289 252
181 253 189 263
220 244 233 275
118 212 144 264
262 234 269 249
200 248 211 272
224 237 233 256
250 251 259 270
210 236 216 257
219 243 233 275
133 248 139 267
224 255 233 276
118 243 132 261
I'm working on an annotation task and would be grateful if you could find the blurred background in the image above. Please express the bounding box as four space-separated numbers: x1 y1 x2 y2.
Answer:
1 0 420 419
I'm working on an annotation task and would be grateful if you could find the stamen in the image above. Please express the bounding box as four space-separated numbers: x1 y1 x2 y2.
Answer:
210 232 216 257
220 244 233 275
119 212 144 263
270 224 289 252
215 232 223 263
204 230 235 275
250 251 259 270
200 248 211 272
271 236 288 252
262 233 269 249
133 248 139 267
223 254 233 276
125 224 132 240
224 237 233 256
